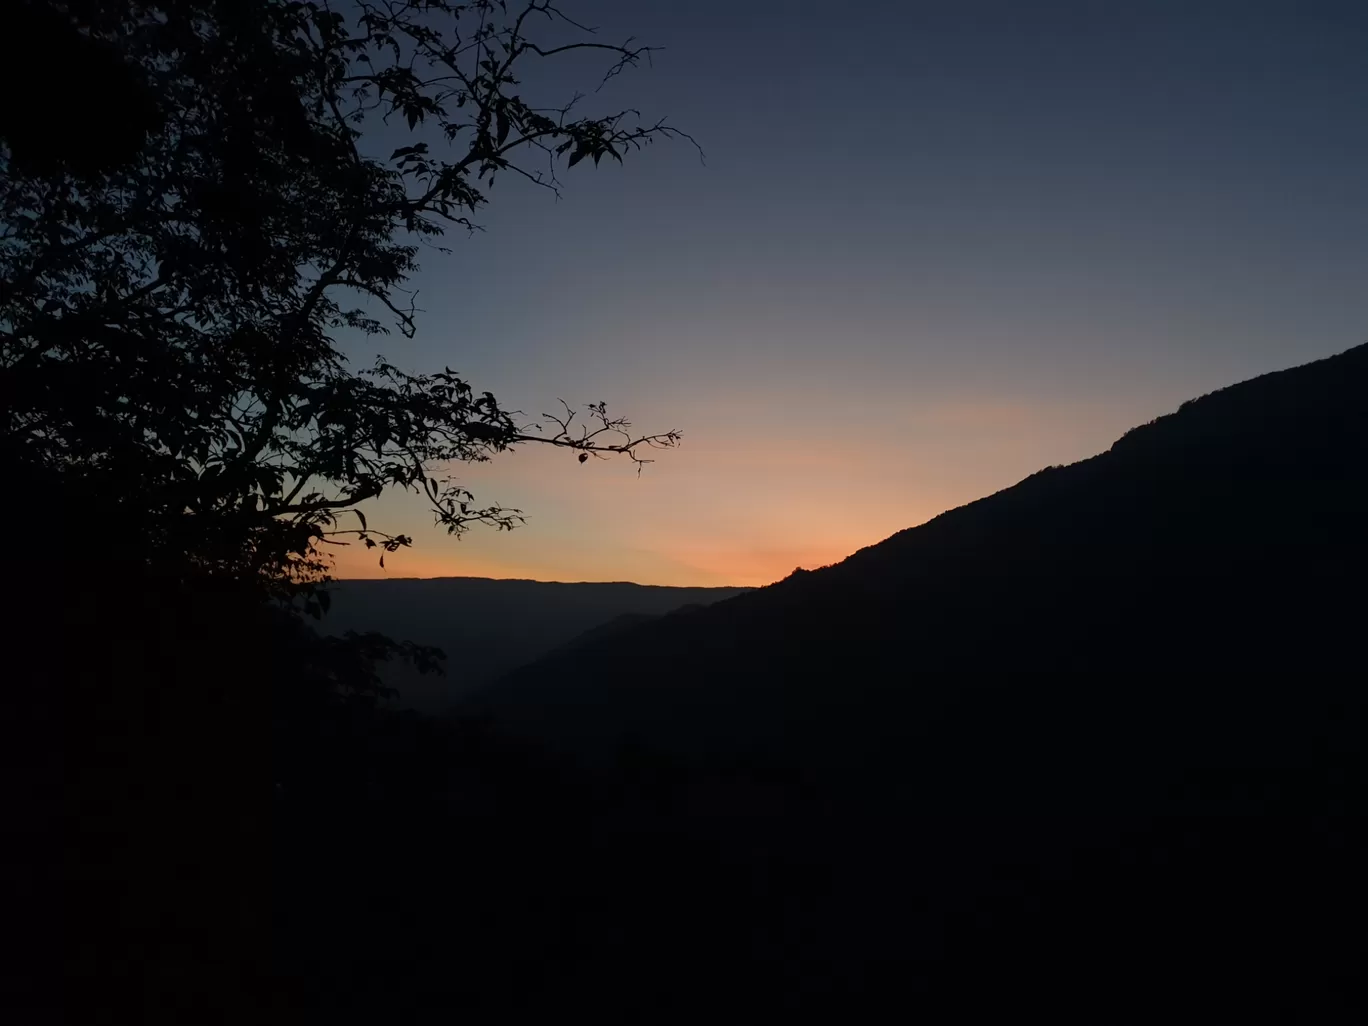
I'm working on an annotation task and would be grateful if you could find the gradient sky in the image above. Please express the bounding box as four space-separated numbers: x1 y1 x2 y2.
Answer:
331 0 1368 587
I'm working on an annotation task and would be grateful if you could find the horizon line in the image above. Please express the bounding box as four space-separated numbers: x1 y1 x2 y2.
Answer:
327 574 758 589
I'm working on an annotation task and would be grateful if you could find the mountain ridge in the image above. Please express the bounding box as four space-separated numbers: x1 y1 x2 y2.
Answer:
474 343 1368 809
337 574 743 588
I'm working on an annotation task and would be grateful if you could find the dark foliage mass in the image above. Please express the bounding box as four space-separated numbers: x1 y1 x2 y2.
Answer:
1 0 689 1022
2 0 686 611
4 0 1364 1022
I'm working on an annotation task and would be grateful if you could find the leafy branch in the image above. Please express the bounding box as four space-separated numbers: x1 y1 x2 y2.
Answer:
520 399 682 474
0 0 694 606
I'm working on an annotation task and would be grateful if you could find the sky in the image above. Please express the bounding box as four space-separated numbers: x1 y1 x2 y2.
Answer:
330 0 1368 587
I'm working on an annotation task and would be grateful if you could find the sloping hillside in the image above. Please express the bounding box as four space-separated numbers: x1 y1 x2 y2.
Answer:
477 344 1368 810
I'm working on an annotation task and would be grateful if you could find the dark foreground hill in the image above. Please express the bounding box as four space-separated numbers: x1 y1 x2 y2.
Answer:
478 342 1368 811
272 347 1366 1024
317 577 748 713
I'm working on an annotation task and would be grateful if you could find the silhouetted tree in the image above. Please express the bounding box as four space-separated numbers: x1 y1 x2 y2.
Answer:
1 0 691 623
3 10 697 1018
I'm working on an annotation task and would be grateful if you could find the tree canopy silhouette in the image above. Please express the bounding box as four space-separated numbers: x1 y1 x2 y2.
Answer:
1 0 690 627
5 7 695 1019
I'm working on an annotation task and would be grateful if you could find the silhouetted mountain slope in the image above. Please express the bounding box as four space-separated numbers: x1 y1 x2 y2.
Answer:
318 577 748 713
547 612 661 654
276 349 1367 1023
546 603 713 657
478 344 1368 811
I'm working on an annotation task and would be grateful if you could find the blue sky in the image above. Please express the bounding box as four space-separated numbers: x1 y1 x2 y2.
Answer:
333 0 1368 586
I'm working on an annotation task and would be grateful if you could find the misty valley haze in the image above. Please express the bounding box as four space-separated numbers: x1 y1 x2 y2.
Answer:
317 577 748 713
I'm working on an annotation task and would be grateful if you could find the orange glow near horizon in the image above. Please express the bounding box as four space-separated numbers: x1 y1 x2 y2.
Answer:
297 0 1367 591
326 542 864 589
321 389 1176 588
